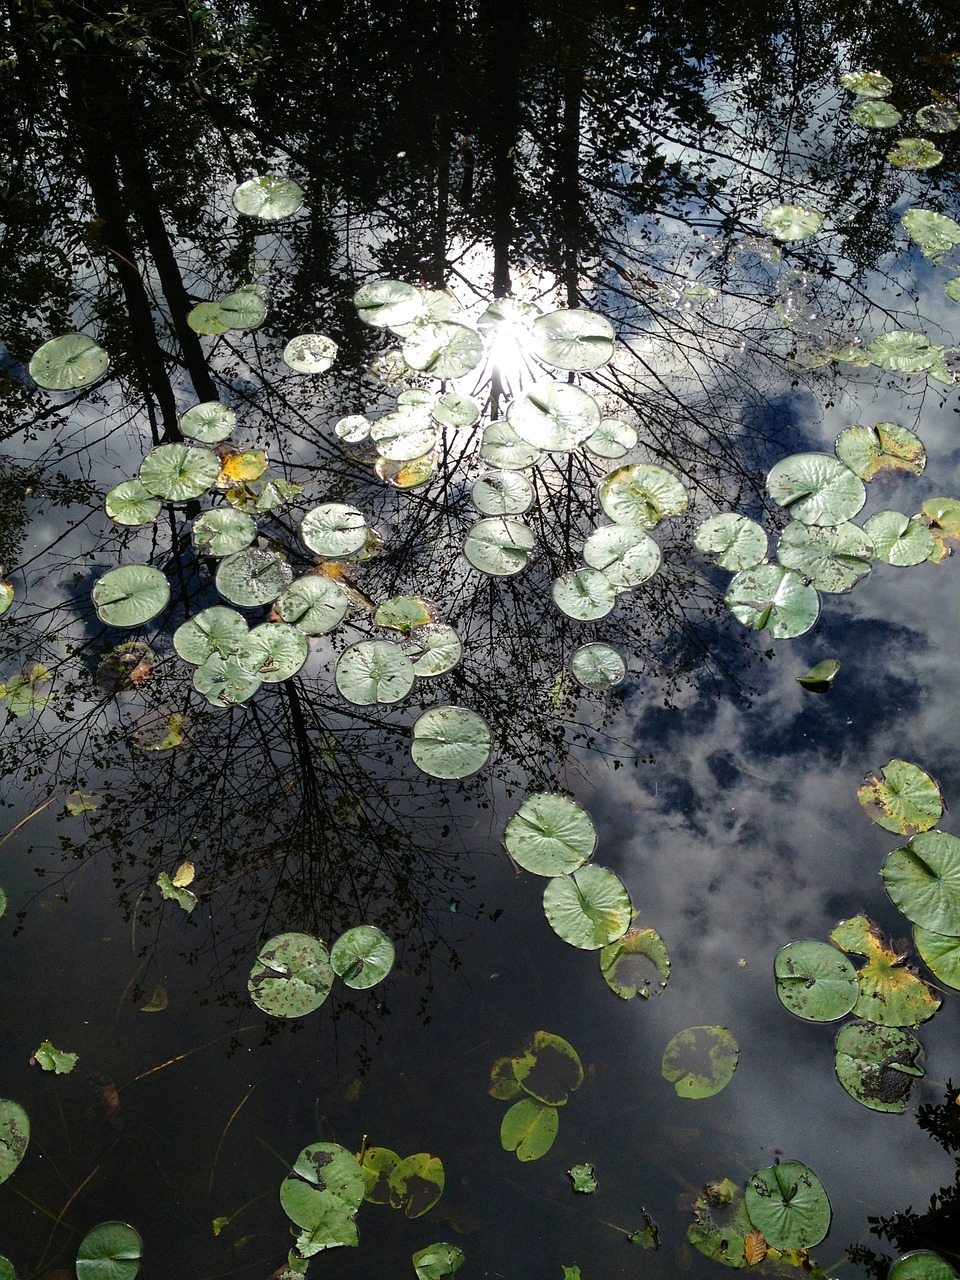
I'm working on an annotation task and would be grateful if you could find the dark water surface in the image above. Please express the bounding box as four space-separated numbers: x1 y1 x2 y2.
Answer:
2 2 960 1277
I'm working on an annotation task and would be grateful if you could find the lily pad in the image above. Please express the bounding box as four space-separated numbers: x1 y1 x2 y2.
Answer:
279 1141 365 1255
767 453 866 525
571 642 626 689
463 517 535 576
513 1030 583 1104
193 653 262 707
744 1161 830 1251
75 1222 142 1280
354 279 424 328
432 391 479 429
916 105 960 132
688 1178 754 1268
776 521 872 594
504 793 597 876
248 932 333 1018
835 1020 924 1112
233 174 304 220
471 470 534 516
410 705 492 779
598 464 688 528
29 333 109 391
858 760 942 835
402 322 484 380
404 624 463 677
92 566 170 628
762 205 823 241
600 926 670 999
694 513 767 571
529 309 615 371
902 209 960 264
774 940 858 1022
413 1243 465 1280
157 871 197 913
370 409 439 462
881 831 960 934
836 422 926 480
552 568 617 620
840 70 894 97
913 925 960 991
568 1163 598 1193
831 915 940 1028
500 1099 559 1161
863 512 935 566
887 138 943 169
283 333 337 373
237 622 308 682
105 480 162 527
507 381 601 452
584 417 638 459
389 1153 445 1218
922 497 960 562
300 504 369 558
0 1100 29 1184
851 100 902 128
192 508 256 557
217 290 266 331
360 1147 401 1202
583 524 661 588
796 658 841 691
215 547 293 607
867 330 943 373
889 1253 959 1280
0 584 11 617
179 401 236 443
726 564 820 639
273 575 348 635
330 925 395 989
335 640 415 705
375 595 433 633
173 606 248 664
543 864 632 950
139 444 220 502
480 420 544 470
661 1025 739 1099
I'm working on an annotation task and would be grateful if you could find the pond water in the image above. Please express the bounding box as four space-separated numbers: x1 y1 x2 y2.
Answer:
2 3 960 1278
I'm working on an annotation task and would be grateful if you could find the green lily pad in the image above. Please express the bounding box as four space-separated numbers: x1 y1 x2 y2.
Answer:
0 1100 29 1185
233 174 304 220
767 453 865 525
29 332 109 391
402 321 484 380
507 381 601 452
922 497 960 562
75 1222 142 1280
432 391 479 429
248 932 333 1018
335 640 415 706
887 138 943 169
688 1178 754 1268
504 793 597 876
881 831 960 934
583 524 661 588
600 926 670 999
762 205 823 241
0 663 52 717
840 70 894 97
902 209 960 263
774 940 858 1022
0 583 11 617
916 105 960 132
283 333 337 373
413 1243 465 1280
370 408 439 462
300 504 369 558
543 864 632 950
744 1161 830 1251
92 566 170 628
192 508 256 557
374 595 432 633
330 925 395 989
215 547 293 607
913 925 960 991
661 1025 739 1099
830 915 940 1028
834 1020 924 1112
187 301 230 335
500 1099 559 1162
584 417 638 459
471 471 534 516
389 1153 445 1218
279 1141 365 1255
726 564 820 639
694 513 767 571
598 464 688 528
797 659 841 691
104 480 162 527
217 289 266 331
275 576 350 635
835 422 926 479
193 653 262 707
512 1030 583 1104
568 1163 598 1193
410 704 492 779
867 330 943 373
157 871 197 913
776 521 872 594
179 401 236 443
360 1147 401 1202
863 512 935 566
889 1252 959 1280
403 624 463 677
354 279 424 328
173 606 248 664
463 517 535 576
851 100 902 128
571 642 626 689
489 1057 523 1100
552 568 617 620
139 443 220 501
529 308 615 371
858 760 943 835
480 420 544 470
237 622 308 682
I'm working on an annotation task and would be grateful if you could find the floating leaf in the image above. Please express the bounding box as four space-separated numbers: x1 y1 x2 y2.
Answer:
0 663 52 716
275 576 349 635
598 464 688 528
850 100 902 128
776 521 872 594
839 70 893 97
767 453 865 525
92 566 170 628
354 279 423 328
104 480 162 527
543 864 632 950
29 333 108 391
471 470 534 516
922 497 960 562
629 1215 660 1250
218 450 267 486
403 624 463 677
776 939 859 1021
0 1100 29 1185
411 704 492 779
132 710 187 750
571 642 626 689
32 1041 78 1074
67 790 99 815
867 330 944 374
744 1162 830 1251
402 321 484 380
500 1099 559 1161
584 417 638 459
882 831 960 934
336 640 415 706
889 1253 959 1280
215 547 293 607
762 205 823 241
583 524 661 588
726 564 820 639
237 622 308 682
505 793 597 877
834 1020 923 1112
75 1222 143 1280
389 1153 445 1218
375 596 432 633
887 138 943 169
480 420 543 470
192 509 256 557
743 1230 767 1264
902 209 960 263
529 309 615 371
489 1057 523 1101
913 925 960 991
688 1178 754 1267
280 1141 365 1255
835 422 925 480
510 1031 584 1107
179 401 236 443
552 568 617 621
830 915 940 1027
300 504 369 558
916 105 960 132
463 517 535 576
174 606 248 664
217 290 266 331
139 443 220 501
863 511 935 566
797 659 841 691
157 871 197 914
432 391 479 429
858 760 942 836
193 654 261 707
360 1147 401 1202
140 984 168 1012
412 1243 465 1280
283 333 337 373
375 452 435 488
567 1163 598 1193
507 381 601 452
600 926 670 999
695 513 767 571
233 174 304 220
330 925 395 989
248 932 333 1018
661 1025 739 1099
0 583 11 617
187 301 229 335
